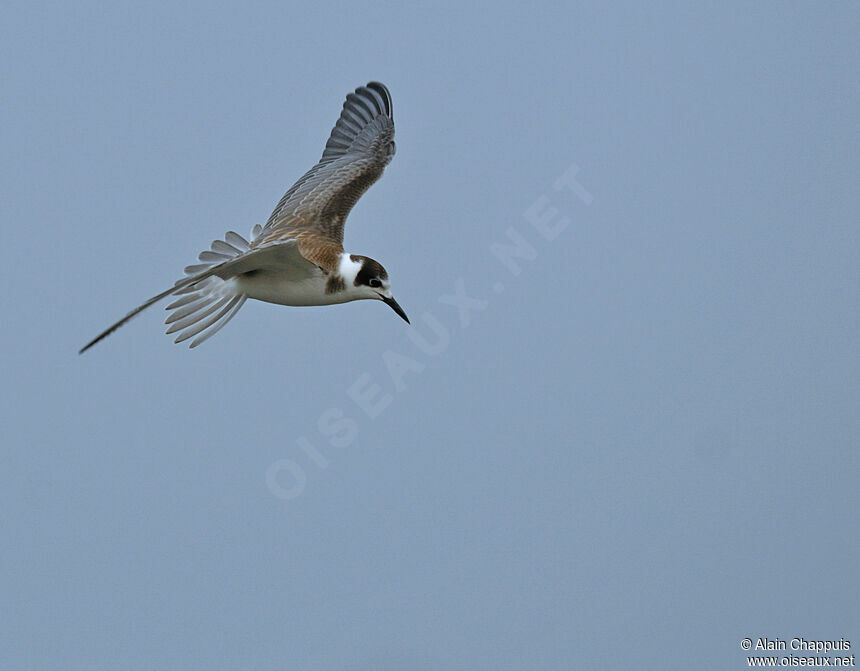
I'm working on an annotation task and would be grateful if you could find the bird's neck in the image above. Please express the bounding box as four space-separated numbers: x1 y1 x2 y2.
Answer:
323 252 362 295
336 252 362 287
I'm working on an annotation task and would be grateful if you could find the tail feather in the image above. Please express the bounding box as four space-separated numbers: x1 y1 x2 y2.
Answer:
198 250 232 263
162 233 253 346
183 262 214 275
188 295 247 348
165 293 215 324
165 294 232 335
211 239 241 255
79 229 255 354
173 295 243 344
165 292 204 311
225 231 251 250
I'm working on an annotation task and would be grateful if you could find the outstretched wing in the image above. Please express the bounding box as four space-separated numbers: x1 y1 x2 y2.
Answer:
252 81 396 270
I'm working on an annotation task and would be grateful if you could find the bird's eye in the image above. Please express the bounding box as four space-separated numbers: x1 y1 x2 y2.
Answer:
369 279 382 288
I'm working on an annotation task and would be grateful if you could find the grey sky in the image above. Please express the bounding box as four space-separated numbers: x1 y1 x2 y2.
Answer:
2 2 858 669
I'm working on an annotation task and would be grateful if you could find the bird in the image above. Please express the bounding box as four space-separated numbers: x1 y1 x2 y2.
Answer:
80 81 408 354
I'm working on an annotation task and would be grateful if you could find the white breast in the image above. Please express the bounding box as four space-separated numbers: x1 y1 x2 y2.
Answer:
237 250 362 307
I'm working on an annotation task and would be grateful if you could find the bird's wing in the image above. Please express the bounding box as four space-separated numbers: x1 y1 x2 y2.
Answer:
252 81 396 271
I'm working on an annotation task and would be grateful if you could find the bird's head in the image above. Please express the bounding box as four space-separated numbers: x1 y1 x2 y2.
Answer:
343 254 409 323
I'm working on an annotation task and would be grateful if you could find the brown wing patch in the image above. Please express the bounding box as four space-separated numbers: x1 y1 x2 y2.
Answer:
250 219 343 274
297 233 343 273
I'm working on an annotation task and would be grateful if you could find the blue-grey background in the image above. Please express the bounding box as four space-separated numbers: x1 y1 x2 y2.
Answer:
2 2 857 669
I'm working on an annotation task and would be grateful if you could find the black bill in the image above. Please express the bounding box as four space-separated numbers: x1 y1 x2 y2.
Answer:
382 295 410 324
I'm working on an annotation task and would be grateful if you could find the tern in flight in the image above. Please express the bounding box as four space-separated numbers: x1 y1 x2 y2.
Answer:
80 81 407 354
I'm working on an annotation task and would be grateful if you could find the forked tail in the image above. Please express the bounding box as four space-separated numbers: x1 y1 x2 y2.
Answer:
79 229 258 354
